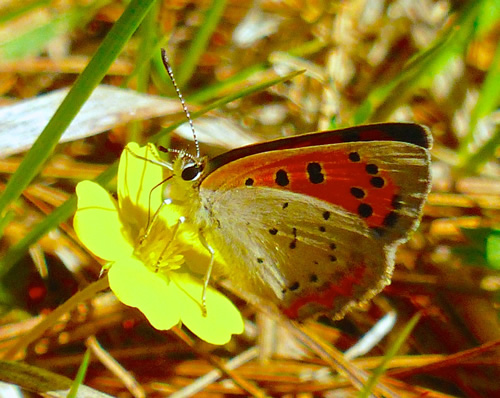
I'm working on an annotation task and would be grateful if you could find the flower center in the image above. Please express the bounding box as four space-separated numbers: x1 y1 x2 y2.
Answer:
133 219 184 273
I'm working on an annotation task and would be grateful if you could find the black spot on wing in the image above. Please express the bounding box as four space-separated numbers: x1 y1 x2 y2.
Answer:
307 162 325 184
392 195 402 210
275 169 289 186
358 203 373 218
383 211 399 227
348 152 361 162
289 227 298 249
365 164 378 174
350 187 365 199
370 176 385 188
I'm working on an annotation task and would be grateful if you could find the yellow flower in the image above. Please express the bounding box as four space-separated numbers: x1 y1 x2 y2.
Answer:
74 143 244 345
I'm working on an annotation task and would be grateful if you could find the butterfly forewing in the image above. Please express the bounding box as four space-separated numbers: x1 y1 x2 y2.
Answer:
193 123 431 319
202 141 430 244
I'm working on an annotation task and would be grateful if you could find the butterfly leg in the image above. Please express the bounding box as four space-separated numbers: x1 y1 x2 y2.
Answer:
139 198 171 244
198 232 215 317
154 217 184 272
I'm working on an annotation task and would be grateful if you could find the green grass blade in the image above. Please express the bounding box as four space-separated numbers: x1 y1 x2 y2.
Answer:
457 38 500 173
353 0 483 124
476 0 500 37
180 39 323 104
486 229 500 270
0 0 50 25
186 63 267 104
458 128 500 175
67 349 92 398
0 1 109 60
174 0 228 89
0 359 113 397
122 37 170 90
358 313 421 398
150 69 305 141
128 1 161 143
0 0 156 225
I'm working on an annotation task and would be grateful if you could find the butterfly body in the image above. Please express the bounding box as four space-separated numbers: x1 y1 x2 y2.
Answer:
168 123 432 320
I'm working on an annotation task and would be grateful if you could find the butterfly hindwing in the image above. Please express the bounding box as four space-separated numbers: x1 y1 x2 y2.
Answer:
200 186 391 319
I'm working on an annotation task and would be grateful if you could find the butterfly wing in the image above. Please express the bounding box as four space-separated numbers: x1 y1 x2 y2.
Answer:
200 185 391 320
198 136 431 319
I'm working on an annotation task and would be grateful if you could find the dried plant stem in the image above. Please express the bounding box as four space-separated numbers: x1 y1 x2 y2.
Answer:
3 276 110 360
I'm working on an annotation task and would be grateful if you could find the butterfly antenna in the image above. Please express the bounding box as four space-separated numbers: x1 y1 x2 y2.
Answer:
158 146 198 165
160 48 200 159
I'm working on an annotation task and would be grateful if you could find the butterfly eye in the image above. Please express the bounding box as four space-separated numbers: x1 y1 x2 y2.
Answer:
181 163 203 181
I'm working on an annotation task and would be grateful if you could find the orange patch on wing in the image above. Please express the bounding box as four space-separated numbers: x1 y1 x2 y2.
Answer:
282 264 367 319
203 148 398 229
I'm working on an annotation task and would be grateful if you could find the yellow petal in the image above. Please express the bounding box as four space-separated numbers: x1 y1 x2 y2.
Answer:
118 143 165 212
171 273 244 345
108 257 181 330
74 181 133 261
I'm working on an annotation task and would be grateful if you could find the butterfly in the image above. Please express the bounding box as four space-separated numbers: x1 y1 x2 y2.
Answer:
153 49 432 321
159 121 432 321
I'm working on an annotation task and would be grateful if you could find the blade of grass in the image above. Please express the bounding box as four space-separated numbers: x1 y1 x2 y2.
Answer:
456 38 500 174
358 313 421 398
122 35 170 90
67 349 91 398
128 1 161 143
166 36 322 105
352 0 483 125
150 69 304 142
3 277 109 360
0 69 304 275
0 359 113 397
458 128 500 175
186 63 267 104
0 0 51 25
172 0 227 89
185 38 326 104
0 0 156 225
0 210 15 239
0 0 110 60
475 0 500 37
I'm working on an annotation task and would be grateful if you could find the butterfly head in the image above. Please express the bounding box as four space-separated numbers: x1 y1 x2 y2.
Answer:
157 146 205 181
179 155 204 183
158 148 206 207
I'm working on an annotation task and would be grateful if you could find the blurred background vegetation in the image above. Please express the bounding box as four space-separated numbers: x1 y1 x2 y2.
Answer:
0 0 498 396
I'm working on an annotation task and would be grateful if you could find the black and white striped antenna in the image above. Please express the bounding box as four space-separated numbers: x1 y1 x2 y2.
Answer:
160 48 200 159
